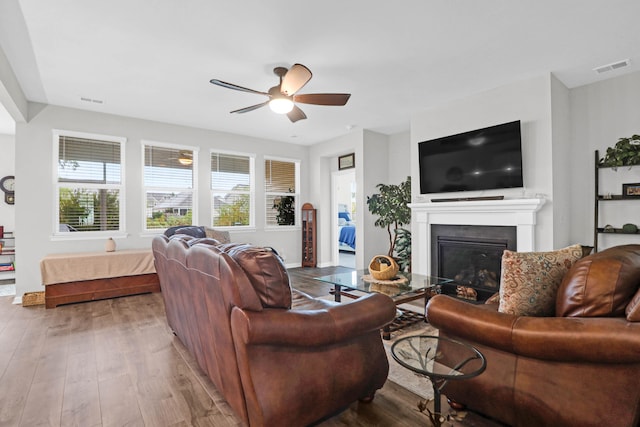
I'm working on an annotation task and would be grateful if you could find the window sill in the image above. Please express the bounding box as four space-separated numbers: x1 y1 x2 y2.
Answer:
50 232 129 242
265 226 301 232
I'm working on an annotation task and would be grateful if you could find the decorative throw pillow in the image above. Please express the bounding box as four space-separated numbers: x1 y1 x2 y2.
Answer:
173 226 206 238
485 292 500 305
498 244 583 316
204 227 231 244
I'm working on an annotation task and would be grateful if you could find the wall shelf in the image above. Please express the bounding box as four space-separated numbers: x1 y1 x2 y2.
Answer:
593 150 640 252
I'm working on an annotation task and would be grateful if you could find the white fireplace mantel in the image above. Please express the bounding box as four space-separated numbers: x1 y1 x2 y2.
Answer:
410 198 546 275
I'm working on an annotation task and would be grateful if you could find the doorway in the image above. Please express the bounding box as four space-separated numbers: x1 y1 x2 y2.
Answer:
332 169 357 268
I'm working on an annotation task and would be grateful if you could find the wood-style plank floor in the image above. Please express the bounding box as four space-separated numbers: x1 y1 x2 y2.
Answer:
0 266 501 426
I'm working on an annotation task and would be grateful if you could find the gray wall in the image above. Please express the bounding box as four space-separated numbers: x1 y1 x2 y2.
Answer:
410 74 558 253
569 70 640 249
0 134 15 233
14 105 309 296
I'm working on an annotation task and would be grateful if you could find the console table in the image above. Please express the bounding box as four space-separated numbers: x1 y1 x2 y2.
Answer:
40 249 159 308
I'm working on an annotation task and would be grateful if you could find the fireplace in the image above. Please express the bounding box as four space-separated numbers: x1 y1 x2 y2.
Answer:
431 225 517 302
410 198 546 280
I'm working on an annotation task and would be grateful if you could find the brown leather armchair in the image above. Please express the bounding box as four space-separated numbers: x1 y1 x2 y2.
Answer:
426 244 640 427
152 235 396 427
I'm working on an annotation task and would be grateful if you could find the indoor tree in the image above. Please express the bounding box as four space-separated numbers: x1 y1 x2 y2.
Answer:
366 176 412 271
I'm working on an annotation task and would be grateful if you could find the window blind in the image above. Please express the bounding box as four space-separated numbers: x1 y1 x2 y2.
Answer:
211 152 252 227
265 159 298 226
144 145 194 230
56 134 122 232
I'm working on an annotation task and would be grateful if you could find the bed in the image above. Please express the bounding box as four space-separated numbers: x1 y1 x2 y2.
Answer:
338 212 356 251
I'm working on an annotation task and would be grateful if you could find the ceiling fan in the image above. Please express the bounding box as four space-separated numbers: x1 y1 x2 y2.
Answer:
167 150 193 166
210 64 351 123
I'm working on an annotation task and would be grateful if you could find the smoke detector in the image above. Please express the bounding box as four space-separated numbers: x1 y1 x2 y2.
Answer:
593 59 630 74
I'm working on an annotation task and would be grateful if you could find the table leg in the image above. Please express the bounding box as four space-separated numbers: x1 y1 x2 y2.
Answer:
333 284 342 302
382 324 391 340
432 381 441 418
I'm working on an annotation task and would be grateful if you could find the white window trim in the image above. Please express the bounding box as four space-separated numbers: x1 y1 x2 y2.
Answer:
210 149 256 230
141 140 199 234
51 129 127 240
264 156 301 230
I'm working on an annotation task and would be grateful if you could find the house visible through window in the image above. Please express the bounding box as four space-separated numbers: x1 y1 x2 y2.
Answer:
55 131 125 234
265 158 299 226
143 143 196 230
211 152 254 227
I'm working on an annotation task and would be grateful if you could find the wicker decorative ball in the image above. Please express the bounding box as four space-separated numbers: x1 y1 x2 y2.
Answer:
368 255 399 280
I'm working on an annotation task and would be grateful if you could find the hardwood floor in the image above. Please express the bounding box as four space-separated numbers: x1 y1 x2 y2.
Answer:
0 267 501 427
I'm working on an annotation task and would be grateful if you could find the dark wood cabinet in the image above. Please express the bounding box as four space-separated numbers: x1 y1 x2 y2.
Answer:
301 203 317 267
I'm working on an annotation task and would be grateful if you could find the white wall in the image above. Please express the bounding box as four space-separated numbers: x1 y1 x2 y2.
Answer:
14 105 309 297
308 130 364 266
309 129 399 269
361 130 391 265
550 74 574 248
0 134 15 233
410 74 557 255
569 70 640 250
388 131 411 185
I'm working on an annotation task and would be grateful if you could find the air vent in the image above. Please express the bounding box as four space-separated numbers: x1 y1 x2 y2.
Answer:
80 97 104 104
593 59 630 74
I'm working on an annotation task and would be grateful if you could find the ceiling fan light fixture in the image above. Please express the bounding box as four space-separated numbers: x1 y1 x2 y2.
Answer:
269 98 294 114
177 151 193 165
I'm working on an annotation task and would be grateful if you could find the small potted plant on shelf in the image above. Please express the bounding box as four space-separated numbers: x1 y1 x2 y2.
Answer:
599 134 640 168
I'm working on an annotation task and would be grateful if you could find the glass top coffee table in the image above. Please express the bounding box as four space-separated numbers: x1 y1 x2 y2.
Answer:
391 335 486 426
314 270 452 339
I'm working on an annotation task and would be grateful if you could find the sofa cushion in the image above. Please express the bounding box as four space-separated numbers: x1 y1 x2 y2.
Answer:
556 244 640 318
626 289 640 321
224 244 292 309
498 244 583 316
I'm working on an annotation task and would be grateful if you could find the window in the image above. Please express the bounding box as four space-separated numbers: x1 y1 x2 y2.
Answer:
211 151 254 227
265 158 299 227
143 143 196 231
54 130 125 235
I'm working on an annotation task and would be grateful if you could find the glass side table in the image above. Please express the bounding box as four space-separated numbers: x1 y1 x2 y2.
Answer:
391 335 486 426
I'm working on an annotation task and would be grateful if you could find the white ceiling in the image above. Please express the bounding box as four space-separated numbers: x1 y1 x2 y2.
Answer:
0 0 639 144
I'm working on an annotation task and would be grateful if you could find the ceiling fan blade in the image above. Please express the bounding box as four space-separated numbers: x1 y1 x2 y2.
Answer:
287 105 307 123
293 93 351 106
281 64 312 96
230 101 269 114
210 79 268 96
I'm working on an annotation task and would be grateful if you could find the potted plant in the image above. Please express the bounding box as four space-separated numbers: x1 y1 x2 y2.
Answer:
366 176 412 271
273 191 295 225
599 134 640 167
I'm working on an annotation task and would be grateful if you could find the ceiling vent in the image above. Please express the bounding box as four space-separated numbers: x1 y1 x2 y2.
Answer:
593 59 630 74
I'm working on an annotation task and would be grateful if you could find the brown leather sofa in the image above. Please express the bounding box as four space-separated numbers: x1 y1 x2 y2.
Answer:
426 244 640 427
152 234 396 427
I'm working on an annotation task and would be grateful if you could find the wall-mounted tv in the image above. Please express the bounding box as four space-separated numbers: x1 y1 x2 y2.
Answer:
418 120 523 194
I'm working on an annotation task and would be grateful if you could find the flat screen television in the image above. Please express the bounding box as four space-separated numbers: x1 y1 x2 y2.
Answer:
418 120 523 194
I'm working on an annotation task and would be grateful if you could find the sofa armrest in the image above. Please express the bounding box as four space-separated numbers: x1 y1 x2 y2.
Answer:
427 294 640 364
512 316 640 363
231 293 396 347
426 294 518 353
